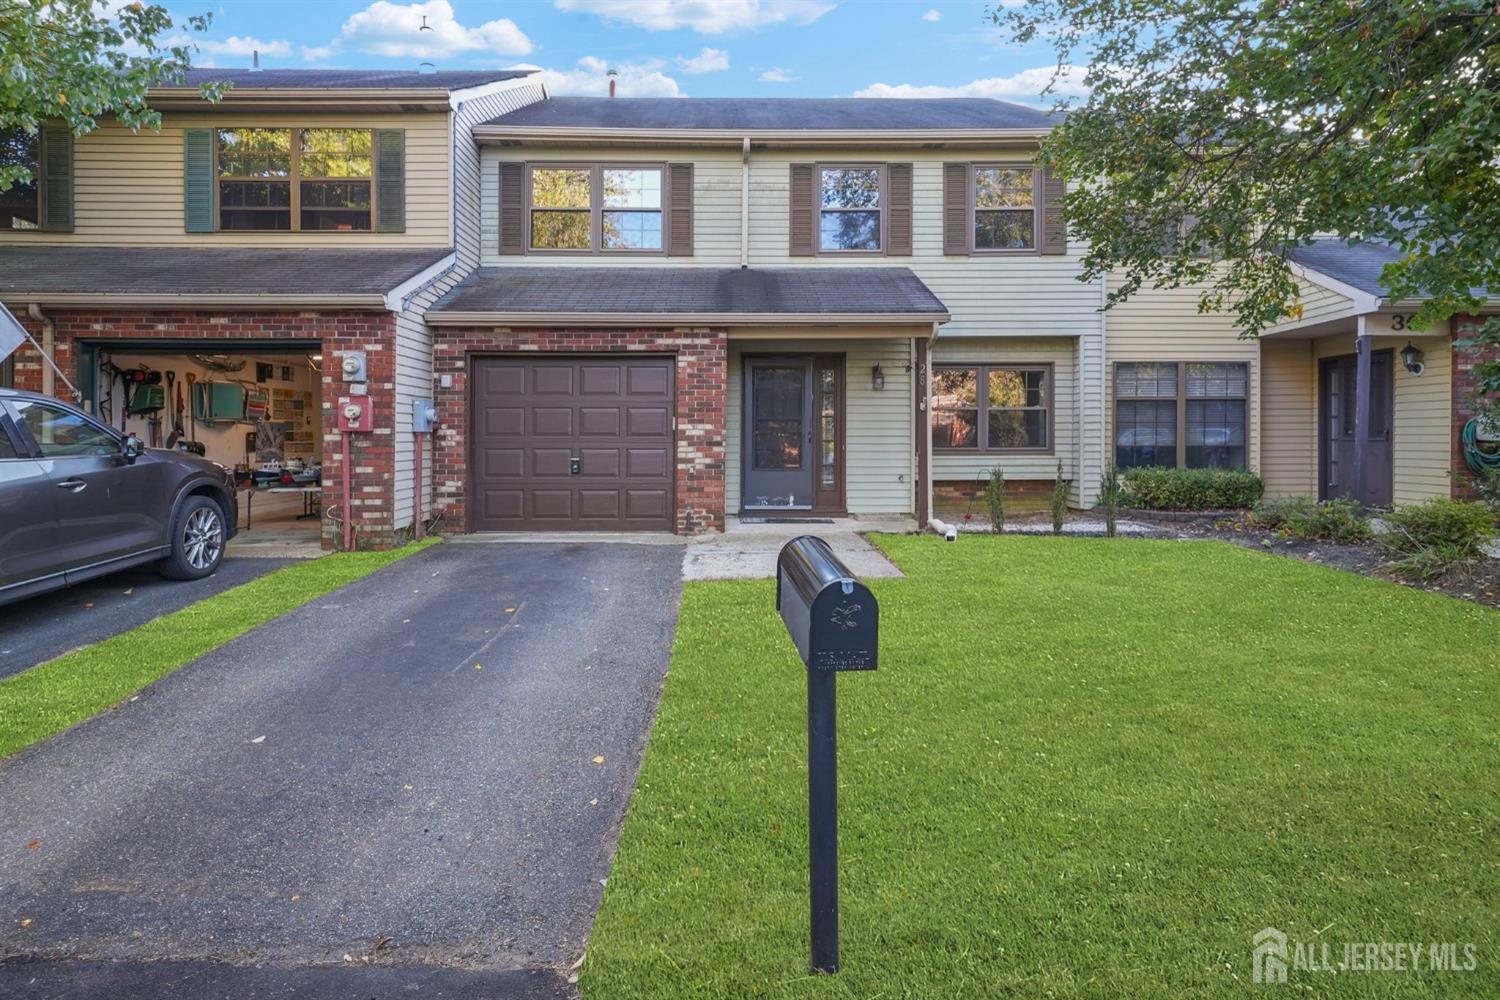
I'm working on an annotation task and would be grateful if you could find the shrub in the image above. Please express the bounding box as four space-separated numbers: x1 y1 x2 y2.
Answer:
1474 468 1500 516
1098 464 1124 538
1120 466 1265 511
1287 497 1371 543
1382 498 1497 556
1249 495 1315 531
984 467 1006 534
1389 544 1476 583
1050 460 1069 535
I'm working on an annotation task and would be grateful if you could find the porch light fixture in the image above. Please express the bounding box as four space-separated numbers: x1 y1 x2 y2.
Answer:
871 363 886 391
1400 341 1425 376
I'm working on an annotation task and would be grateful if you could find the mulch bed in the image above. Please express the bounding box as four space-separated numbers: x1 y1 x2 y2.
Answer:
1128 510 1500 609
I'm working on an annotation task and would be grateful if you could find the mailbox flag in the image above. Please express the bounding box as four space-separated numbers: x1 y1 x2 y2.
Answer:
0 302 26 364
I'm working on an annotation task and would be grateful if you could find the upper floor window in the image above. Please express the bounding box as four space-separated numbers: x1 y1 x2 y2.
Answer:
216 128 372 232
0 130 41 230
528 164 663 252
819 166 881 252
974 165 1034 251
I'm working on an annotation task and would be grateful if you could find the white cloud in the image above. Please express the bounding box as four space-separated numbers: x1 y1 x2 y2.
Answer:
555 0 833 34
194 36 293 58
301 45 335 63
758 67 796 83
514 55 683 98
677 47 729 74
337 0 532 59
921 9 941 21
853 65 1089 100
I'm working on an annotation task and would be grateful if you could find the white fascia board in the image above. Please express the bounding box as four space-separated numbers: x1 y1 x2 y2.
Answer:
384 252 459 312
1290 262 1383 313
447 72 545 109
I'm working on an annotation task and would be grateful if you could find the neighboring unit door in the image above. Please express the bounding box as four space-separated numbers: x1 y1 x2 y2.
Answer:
10 397 171 568
0 406 63 593
470 356 675 531
1320 350 1394 506
743 357 815 511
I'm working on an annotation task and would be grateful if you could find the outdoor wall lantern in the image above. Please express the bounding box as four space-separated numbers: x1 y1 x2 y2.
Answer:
870 364 886 391
1400 341 1425 376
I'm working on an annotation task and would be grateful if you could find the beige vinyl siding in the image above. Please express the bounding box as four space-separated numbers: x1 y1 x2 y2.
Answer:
0 111 452 247
1102 274 1263 474
930 337 1080 497
726 339 914 516
1265 279 1357 334
391 81 547 531
1311 333 1452 505
1259 339 1317 496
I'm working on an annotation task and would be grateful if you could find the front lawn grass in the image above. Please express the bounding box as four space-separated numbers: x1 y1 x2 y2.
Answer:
584 535 1498 998
0 539 437 759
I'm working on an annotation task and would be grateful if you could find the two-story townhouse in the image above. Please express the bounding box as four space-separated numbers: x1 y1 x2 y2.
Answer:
0 68 546 548
422 97 1106 533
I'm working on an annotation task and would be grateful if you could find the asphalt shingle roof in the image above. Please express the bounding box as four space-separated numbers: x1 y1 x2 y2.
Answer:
482 97 1054 131
162 69 533 91
0 247 452 297
1288 238 1491 299
430 267 949 317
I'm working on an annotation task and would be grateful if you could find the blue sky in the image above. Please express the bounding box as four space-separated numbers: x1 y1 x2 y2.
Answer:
171 1 1082 104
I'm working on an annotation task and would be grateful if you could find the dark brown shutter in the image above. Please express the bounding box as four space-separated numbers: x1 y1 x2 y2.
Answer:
374 129 405 233
1039 164 1066 255
41 124 74 232
789 162 815 257
886 162 913 256
498 161 525 255
943 162 970 255
667 162 693 256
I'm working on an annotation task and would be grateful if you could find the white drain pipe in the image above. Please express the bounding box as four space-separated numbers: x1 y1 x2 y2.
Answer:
928 516 958 542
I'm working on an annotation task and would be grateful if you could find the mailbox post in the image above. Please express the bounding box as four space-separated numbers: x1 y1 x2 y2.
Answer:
776 536 879 975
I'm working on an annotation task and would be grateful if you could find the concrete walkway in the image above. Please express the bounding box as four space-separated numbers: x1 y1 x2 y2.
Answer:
0 542 683 998
682 517 912 580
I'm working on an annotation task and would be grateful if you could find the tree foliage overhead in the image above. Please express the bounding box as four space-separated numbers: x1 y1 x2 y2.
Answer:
0 0 222 189
1000 0 1500 347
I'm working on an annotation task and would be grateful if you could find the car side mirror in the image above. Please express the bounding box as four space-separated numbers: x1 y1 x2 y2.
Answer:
121 434 143 464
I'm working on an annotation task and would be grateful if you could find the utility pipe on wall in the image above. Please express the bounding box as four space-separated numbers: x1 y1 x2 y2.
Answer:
413 432 425 540
740 137 751 268
341 430 354 551
27 304 54 397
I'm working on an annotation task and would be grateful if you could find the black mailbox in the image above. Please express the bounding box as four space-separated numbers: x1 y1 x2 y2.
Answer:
776 536 879 672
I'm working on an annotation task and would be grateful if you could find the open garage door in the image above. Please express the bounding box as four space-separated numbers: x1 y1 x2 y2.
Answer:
471 355 676 531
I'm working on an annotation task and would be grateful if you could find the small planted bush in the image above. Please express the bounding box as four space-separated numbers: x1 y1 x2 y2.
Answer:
1287 497 1371 543
1050 460 1069 535
1098 464 1124 538
1249 495 1315 531
984 467 1006 534
1382 498 1497 556
1120 466 1265 511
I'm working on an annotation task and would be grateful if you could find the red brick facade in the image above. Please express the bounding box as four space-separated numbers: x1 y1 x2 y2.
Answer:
6 309 402 549
432 326 728 533
1452 315 1500 500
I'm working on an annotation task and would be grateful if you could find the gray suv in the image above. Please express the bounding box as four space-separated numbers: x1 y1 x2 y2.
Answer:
0 388 239 606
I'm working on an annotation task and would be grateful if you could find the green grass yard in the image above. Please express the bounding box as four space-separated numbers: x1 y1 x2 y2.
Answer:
0 539 437 759
584 535 1499 998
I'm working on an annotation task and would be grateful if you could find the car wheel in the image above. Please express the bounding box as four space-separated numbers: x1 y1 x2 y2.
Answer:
159 496 227 581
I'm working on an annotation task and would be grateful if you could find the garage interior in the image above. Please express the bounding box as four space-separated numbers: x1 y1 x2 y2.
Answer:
86 342 325 548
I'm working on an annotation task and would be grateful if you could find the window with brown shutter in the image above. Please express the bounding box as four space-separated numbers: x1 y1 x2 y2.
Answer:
788 162 815 256
497 161 525 255
886 162 913 256
667 162 693 256
942 162 970 255
1039 165 1066 255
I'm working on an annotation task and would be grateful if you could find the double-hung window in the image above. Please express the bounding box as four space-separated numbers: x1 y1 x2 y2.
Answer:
973 165 1034 250
932 365 1052 452
1114 361 1248 469
528 164 664 252
216 128 373 232
0 130 41 230
818 166 881 252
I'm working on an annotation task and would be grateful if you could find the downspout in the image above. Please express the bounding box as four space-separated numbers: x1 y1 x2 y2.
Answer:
740 137 751 268
921 322 955 540
27 304 54 397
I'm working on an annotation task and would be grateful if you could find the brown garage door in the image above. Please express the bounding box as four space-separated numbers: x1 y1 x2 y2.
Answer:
471 355 676 531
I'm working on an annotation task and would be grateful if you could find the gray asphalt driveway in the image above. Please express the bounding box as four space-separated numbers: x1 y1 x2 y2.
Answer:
0 541 684 998
0 557 293 680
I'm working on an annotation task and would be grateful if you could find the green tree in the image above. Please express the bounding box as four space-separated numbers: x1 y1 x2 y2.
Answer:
0 0 223 190
999 0 1500 425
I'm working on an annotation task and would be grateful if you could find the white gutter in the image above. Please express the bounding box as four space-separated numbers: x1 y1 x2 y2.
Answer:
2 293 390 309
385 251 460 312
471 125 1053 148
425 310 952 327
